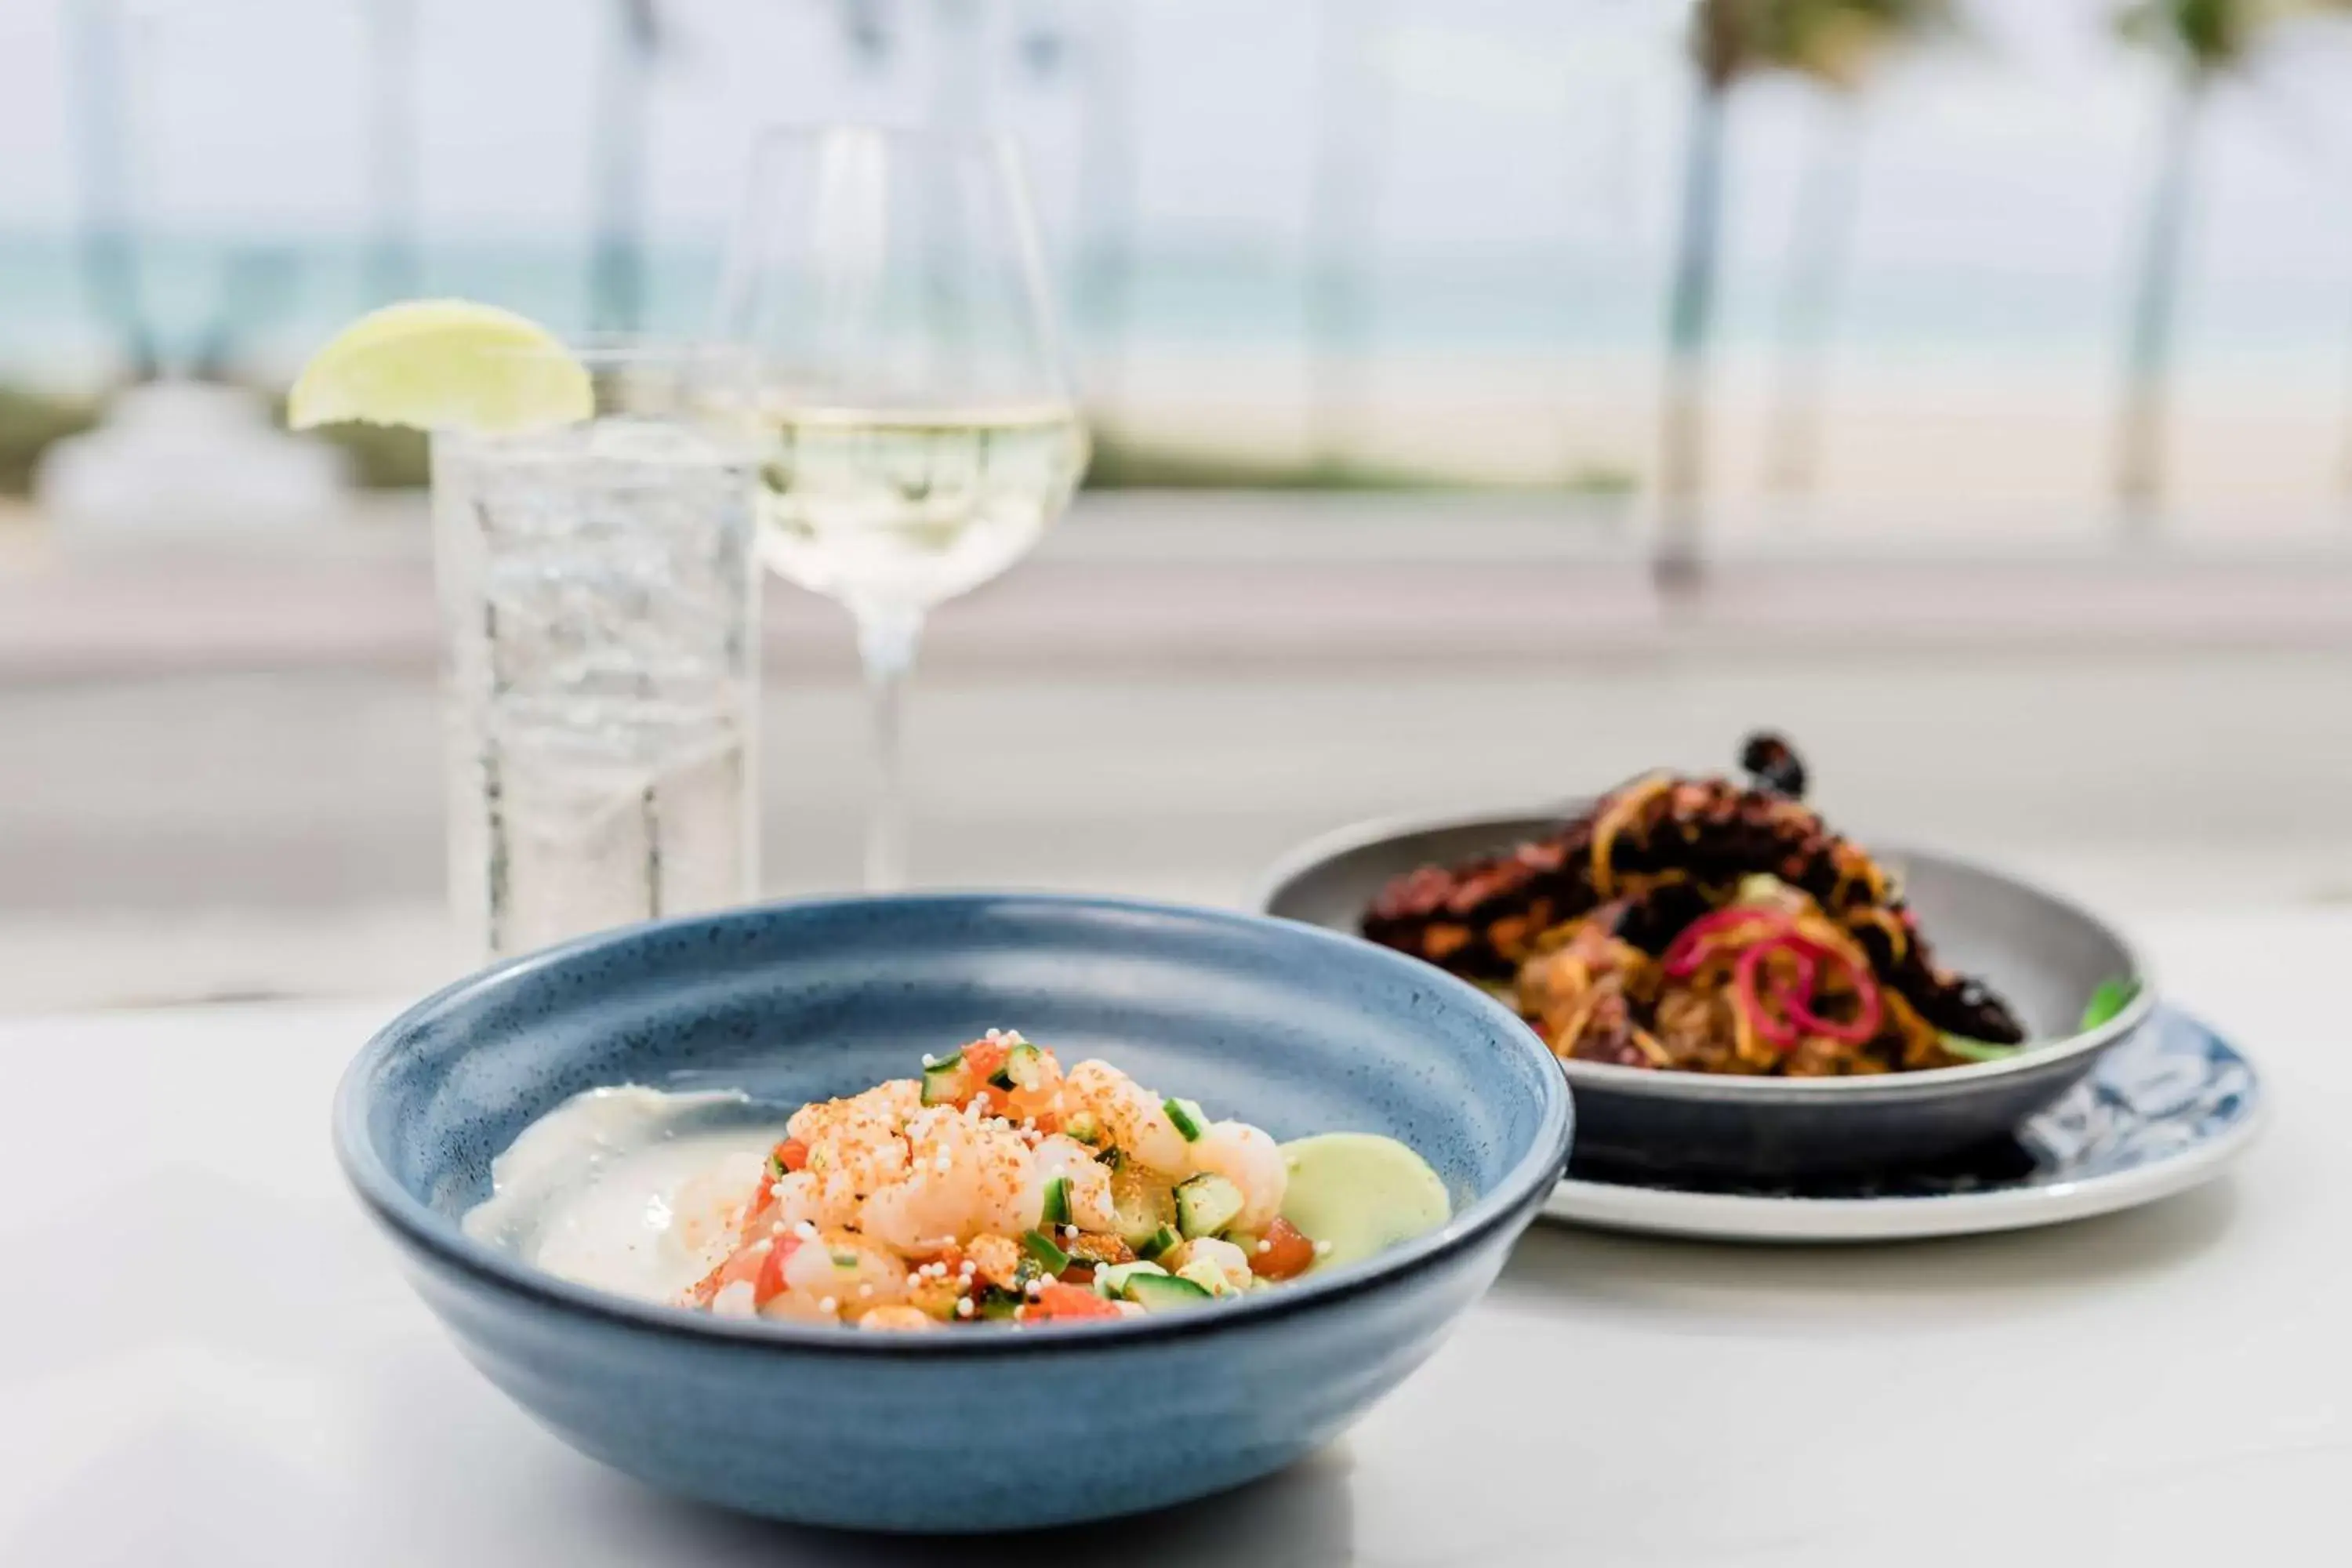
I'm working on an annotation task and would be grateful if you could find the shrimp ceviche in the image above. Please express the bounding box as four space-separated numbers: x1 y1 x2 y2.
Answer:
685 1031 1323 1330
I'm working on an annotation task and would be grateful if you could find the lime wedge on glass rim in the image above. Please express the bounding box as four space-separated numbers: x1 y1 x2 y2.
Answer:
286 300 593 434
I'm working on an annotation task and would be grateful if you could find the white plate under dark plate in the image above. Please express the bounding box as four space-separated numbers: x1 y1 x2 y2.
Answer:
1546 1006 2264 1243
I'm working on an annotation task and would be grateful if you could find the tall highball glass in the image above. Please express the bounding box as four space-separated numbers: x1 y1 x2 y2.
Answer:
433 344 761 960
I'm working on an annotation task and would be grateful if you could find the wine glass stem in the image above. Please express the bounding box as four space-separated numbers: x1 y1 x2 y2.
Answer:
856 607 924 891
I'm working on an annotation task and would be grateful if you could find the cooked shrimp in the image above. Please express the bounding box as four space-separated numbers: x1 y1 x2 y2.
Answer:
786 1082 916 1194
757 1229 906 1324
963 1232 1025 1290
788 1077 920 1134
859 1109 1044 1255
858 1174 967 1257
857 1305 937 1333
1062 1060 1191 1174
665 1037 1348 1332
1031 1133 1118 1232
759 1168 862 1232
1186 1120 1287 1233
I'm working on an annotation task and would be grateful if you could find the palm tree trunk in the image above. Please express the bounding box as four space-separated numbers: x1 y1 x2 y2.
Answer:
590 1 658 332
1075 3 1138 428
363 0 421 302
927 0 986 132
1306 0 1385 475
63 0 155 380
836 0 892 73
1767 97 1861 501
1658 79 1729 592
2118 71 2205 532
2340 302 2352 499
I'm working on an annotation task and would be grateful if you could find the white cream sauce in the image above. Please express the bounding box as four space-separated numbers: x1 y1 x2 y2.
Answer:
461 1085 786 1304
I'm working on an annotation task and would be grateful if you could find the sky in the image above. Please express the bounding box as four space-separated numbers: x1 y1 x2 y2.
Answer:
1 0 2341 247
2 0 2350 368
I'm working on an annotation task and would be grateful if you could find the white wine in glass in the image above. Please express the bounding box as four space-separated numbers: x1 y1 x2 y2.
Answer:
753 401 1088 615
720 127 1088 891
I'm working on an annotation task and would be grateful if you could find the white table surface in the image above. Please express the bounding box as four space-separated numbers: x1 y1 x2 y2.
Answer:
4 909 2346 1567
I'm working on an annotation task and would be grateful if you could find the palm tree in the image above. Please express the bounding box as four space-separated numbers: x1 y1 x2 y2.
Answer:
1764 2 1949 499
925 0 989 132
361 0 421 303
1069 4 1139 428
1306 0 1388 474
2112 1 2351 525
589 0 663 332
61 0 156 380
1014 6 1065 80
1764 98 1859 498
1656 0 1940 589
836 0 896 72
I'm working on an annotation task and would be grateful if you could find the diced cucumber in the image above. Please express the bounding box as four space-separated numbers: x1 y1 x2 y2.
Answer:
1123 1272 1214 1312
1093 1260 1167 1298
1174 1258 1235 1297
1174 1172 1244 1239
1163 1097 1207 1142
920 1051 969 1105
975 1286 1022 1321
1000 1041 1048 1091
1134 1223 1183 1261
1040 1174 1072 1226
1022 1229 1071 1275
829 1250 860 1269
1940 1033 2022 1063
1109 1165 1178 1247
1063 1109 1105 1146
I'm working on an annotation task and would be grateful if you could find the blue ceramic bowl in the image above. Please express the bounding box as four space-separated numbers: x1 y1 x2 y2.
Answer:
333 894 1573 1533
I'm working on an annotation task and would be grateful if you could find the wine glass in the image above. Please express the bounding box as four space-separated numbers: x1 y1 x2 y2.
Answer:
717 125 1088 890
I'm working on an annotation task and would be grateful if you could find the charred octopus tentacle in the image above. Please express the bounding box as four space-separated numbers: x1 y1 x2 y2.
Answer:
1739 731 1807 798
1361 753 2024 1047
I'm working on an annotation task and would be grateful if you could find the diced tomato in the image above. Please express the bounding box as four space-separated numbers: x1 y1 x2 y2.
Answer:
690 1236 781 1308
773 1138 809 1173
753 1233 804 1306
962 1038 1011 1084
1249 1217 1317 1281
1028 1282 1121 1321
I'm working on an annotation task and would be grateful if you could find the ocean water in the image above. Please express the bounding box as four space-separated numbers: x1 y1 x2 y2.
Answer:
8 225 2346 395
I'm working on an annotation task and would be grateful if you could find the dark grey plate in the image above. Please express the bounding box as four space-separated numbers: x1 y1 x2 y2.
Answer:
1256 808 2156 1181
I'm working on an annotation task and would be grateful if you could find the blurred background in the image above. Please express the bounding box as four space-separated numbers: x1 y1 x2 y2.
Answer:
5 0 2352 1012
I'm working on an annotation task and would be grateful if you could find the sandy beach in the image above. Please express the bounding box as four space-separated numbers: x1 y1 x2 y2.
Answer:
1098 345 2352 543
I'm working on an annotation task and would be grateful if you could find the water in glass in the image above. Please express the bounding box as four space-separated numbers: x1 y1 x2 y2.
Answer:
434 414 758 958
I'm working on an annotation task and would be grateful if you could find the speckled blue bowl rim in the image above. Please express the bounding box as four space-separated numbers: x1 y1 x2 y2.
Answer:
332 892 1575 1359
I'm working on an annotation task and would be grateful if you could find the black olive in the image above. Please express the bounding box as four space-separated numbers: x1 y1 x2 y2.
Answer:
1739 731 1807 798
